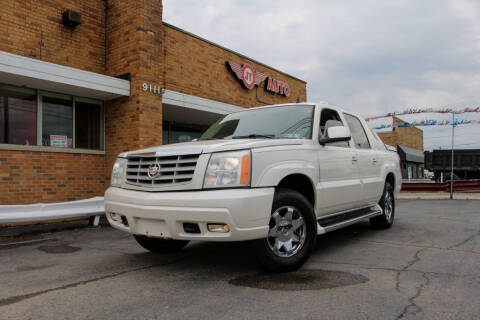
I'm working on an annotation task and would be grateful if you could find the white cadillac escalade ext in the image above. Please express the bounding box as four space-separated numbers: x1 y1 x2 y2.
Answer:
105 103 402 272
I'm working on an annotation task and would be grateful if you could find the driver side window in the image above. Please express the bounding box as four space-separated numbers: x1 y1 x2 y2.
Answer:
319 109 350 148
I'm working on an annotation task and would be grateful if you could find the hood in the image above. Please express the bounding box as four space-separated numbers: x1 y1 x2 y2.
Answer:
120 139 306 157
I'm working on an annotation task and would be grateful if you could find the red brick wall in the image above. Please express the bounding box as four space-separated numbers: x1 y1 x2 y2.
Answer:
105 0 164 183
0 151 104 205
164 24 307 107
0 1 107 206
0 0 106 74
1 0 309 205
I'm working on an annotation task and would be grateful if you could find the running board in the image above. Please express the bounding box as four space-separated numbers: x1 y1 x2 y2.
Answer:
316 204 383 235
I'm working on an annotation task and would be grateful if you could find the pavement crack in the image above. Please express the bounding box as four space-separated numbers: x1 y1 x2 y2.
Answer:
449 229 480 249
395 248 428 320
359 239 480 255
316 260 479 279
0 256 185 308
0 238 58 250
316 260 403 273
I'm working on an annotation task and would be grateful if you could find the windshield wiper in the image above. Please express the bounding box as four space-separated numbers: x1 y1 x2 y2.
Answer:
232 134 274 139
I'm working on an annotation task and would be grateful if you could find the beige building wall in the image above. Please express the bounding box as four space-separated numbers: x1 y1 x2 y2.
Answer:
377 116 424 151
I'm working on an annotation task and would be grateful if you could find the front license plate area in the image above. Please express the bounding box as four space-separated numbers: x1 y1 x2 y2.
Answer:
135 219 170 238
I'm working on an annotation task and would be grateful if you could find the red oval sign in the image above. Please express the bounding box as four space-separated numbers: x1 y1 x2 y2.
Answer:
241 64 256 89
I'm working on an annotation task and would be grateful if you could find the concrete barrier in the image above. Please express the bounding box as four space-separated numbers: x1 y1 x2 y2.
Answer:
0 197 105 225
401 180 480 192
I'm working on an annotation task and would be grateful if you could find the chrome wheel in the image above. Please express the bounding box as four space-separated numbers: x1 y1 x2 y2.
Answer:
267 206 307 258
370 182 395 229
384 191 393 222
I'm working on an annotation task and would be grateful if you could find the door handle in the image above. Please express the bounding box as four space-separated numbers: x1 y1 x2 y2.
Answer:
352 156 358 163
372 158 378 164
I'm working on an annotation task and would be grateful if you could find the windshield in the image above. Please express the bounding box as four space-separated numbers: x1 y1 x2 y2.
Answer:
199 105 314 140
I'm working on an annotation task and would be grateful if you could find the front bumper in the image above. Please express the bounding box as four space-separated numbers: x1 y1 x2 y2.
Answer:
104 187 275 241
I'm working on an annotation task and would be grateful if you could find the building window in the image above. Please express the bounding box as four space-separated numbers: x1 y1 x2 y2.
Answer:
162 121 208 145
0 83 104 150
0 85 37 145
42 95 73 147
75 99 103 150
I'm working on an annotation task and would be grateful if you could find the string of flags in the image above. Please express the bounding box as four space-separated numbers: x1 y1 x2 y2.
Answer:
372 119 480 130
365 106 480 122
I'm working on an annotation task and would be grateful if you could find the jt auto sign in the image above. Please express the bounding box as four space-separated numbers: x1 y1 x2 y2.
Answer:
226 61 290 97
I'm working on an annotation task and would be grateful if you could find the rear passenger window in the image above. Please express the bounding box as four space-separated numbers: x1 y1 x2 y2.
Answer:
367 125 386 149
344 114 371 149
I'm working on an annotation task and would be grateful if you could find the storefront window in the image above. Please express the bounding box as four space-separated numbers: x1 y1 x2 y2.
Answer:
1 83 104 150
42 95 73 147
75 100 103 150
171 128 203 143
163 121 208 144
0 85 37 145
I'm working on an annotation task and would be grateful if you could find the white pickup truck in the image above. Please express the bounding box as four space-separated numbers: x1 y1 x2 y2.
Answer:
105 103 401 272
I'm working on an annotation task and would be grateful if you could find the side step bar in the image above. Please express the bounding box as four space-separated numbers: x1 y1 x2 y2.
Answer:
316 204 383 235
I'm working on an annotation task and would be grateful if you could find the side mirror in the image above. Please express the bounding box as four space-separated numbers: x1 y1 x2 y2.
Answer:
319 126 351 145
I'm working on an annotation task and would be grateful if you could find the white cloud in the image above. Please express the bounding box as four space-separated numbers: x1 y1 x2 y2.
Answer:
163 0 480 149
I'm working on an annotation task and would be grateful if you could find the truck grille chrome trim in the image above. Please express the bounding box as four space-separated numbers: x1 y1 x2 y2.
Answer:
125 154 199 187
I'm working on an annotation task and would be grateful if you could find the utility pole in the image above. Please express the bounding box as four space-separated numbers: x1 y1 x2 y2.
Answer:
450 112 455 200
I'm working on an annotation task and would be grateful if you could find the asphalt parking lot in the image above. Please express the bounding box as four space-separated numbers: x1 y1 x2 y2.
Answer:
1 199 479 320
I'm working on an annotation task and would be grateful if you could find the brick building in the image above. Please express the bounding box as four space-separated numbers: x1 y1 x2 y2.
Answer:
376 116 424 179
377 116 423 151
0 0 307 205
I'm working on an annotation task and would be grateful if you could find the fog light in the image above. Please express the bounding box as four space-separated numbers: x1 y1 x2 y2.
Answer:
207 223 230 233
109 212 121 222
183 223 200 234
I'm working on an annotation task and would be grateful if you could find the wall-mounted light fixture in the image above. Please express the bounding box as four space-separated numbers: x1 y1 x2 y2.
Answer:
62 10 81 29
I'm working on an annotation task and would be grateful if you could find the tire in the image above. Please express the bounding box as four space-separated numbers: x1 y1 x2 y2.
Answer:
253 188 317 273
134 235 189 253
370 181 395 229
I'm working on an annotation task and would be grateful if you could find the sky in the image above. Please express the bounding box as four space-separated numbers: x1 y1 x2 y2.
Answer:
163 0 480 149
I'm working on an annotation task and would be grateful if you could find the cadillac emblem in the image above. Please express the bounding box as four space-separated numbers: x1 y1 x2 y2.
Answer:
147 163 160 178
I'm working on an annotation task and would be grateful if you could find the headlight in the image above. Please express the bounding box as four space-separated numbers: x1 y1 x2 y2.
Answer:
204 150 251 189
111 158 126 187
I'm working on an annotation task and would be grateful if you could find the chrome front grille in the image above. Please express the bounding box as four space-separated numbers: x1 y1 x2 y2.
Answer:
125 154 199 187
